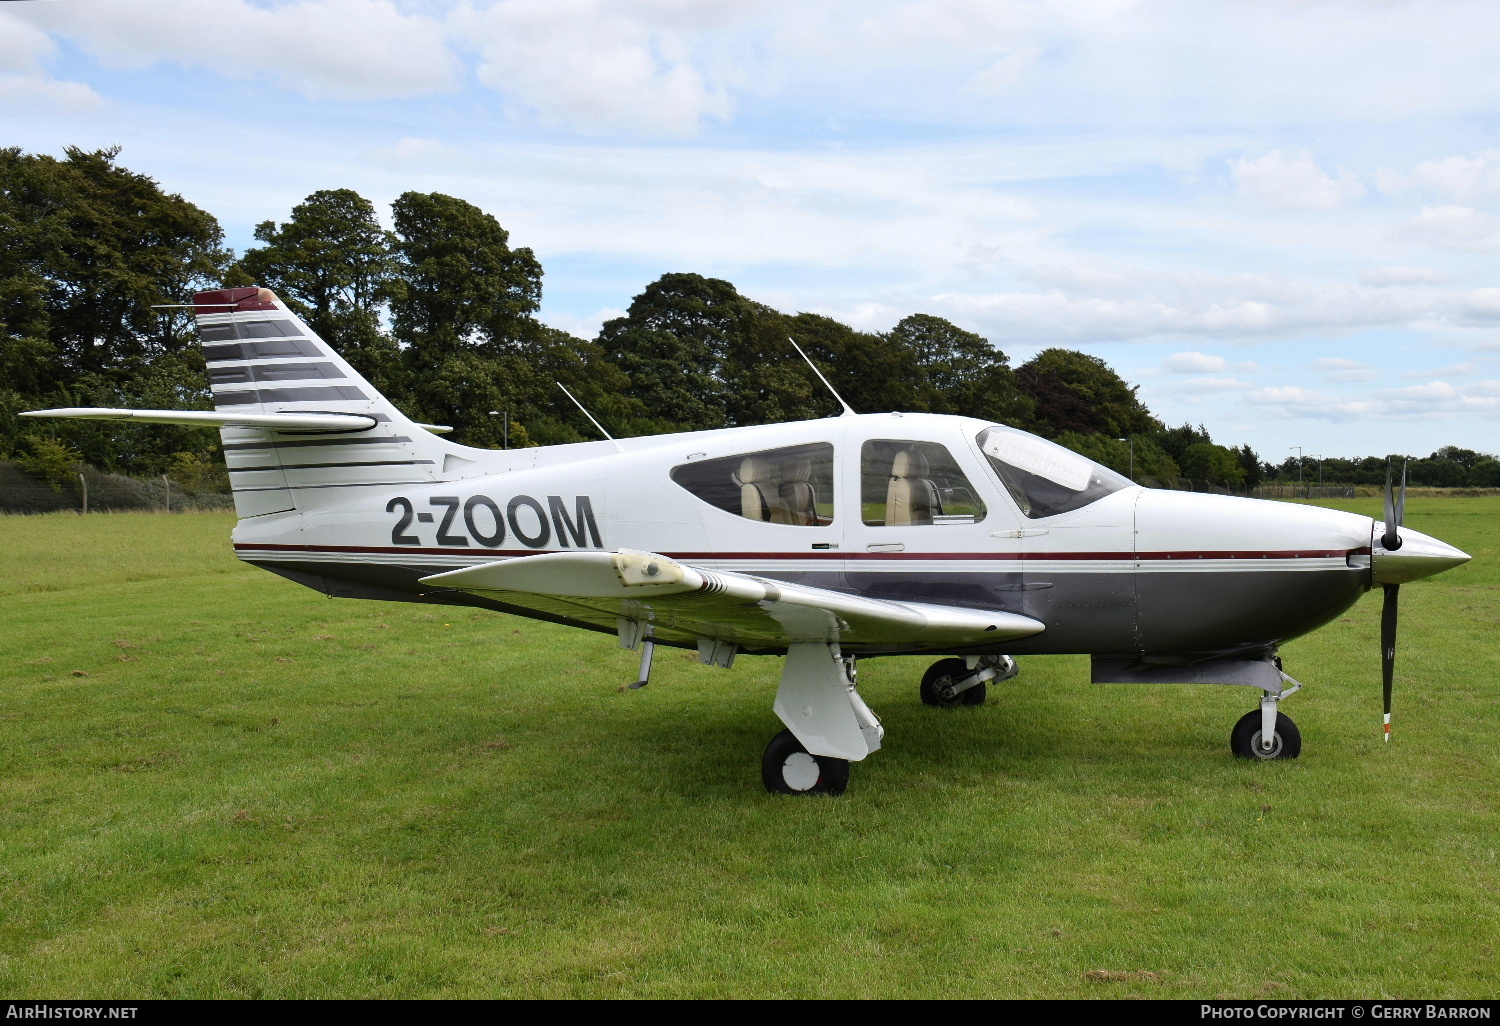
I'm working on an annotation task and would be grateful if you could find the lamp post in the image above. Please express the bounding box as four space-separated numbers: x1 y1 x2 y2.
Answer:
1117 436 1134 481
489 410 509 449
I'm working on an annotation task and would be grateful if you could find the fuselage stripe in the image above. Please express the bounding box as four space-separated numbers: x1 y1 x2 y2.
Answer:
232 543 1369 561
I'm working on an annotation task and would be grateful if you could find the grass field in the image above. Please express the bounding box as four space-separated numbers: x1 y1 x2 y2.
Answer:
0 499 1496 998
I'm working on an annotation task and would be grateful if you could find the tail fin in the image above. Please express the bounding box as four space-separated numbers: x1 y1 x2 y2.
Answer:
194 286 465 517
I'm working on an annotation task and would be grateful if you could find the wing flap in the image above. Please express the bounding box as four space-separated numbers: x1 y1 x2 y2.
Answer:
420 550 1044 650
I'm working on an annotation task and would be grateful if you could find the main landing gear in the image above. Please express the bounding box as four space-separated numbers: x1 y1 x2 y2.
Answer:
1230 672 1304 761
919 654 1018 707
761 643 883 797
762 729 850 795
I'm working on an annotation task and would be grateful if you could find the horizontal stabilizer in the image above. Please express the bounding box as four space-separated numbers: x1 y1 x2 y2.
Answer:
21 407 379 432
421 550 1045 650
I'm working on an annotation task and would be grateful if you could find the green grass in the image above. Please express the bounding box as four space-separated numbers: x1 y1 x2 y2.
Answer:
0 502 1496 998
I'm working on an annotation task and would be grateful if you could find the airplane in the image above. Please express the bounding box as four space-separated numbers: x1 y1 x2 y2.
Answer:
24 286 1473 796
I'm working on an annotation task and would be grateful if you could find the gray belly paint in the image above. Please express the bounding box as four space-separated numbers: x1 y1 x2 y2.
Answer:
249 556 1370 660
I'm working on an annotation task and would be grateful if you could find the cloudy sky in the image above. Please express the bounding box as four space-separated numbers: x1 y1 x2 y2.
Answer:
6 0 1500 458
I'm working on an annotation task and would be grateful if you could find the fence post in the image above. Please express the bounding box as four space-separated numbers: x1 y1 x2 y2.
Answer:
162 474 170 513
78 472 87 515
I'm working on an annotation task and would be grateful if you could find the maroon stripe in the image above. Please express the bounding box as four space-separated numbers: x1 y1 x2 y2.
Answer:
234 542 1369 561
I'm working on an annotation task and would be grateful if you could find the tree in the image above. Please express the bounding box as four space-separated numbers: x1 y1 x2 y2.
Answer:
387 191 543 357
0 146 229 474
1015 349 1157 438
237 189 399 389
1234 444 1263 488
885 314 1033 427
1179 442 1246 489
596 273 753 431
1468 459 1500 487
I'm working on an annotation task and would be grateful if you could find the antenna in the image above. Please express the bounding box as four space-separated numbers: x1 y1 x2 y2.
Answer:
557 382 625 453
787 337 857 417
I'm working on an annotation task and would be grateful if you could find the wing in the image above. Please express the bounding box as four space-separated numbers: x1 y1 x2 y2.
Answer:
419 550 1044 652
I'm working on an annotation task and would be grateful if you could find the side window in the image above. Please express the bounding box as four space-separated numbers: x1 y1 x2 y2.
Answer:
861 439 987 526
671 443 835 526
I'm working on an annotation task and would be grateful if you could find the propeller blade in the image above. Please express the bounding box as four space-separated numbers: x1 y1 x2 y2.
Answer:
1381 583 1399 741
1396 460 1408 531
1382 460 1402 550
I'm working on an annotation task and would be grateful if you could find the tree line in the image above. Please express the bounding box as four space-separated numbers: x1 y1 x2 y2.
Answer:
2 146 1494 493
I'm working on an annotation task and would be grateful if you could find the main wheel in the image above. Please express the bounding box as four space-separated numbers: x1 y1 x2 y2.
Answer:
762 729 849 795
1230 710 1302 760
920 658 987 707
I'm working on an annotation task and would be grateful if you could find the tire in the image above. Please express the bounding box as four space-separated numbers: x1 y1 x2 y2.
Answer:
1230 710 1302 760
761 729 850 795
920 658 987 707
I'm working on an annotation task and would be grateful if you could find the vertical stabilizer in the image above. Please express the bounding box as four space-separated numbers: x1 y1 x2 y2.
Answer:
193 286 457 517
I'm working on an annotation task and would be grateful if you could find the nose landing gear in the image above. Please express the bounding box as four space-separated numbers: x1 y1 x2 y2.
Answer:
1230 676 1304 760
920 654 1017 707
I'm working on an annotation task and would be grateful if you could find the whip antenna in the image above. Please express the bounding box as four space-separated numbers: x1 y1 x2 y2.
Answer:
788 336 856 417
557 382 625 453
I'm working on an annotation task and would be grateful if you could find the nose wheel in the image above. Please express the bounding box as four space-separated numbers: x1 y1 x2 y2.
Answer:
1230 709 1301 760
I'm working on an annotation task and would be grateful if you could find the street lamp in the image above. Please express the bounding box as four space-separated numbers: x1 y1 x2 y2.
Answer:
489 410 509 450
1289 446 1304 486
1117 437 1134 481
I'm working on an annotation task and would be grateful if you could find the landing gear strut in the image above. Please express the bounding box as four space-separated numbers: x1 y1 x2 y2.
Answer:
763 643 882 796
920 655 1017 707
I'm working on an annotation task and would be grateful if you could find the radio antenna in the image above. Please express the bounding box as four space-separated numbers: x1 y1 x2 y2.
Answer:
788 337 857 417
557 382 625 453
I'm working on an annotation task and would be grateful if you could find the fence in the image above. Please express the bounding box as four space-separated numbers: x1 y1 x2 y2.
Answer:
1253 484 1359 500
0 461 234 515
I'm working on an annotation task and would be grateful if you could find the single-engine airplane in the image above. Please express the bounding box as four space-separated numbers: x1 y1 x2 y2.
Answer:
24 287 1473 795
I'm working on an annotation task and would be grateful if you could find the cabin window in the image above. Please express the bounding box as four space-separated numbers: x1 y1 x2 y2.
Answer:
976 425 1131 519
861 440 986 526
671 443 835 525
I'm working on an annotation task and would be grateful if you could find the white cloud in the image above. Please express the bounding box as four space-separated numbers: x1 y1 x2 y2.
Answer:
1162 351 1227 373
968 45 1043 96
1456 288 1500 324
1246 386 1373 422
1384 151 1500 204
17 0 457 100
460 0 733 135
1231 149 1364 211
1150 351 1260 375
1398 205 1500 253
1404 362 1481 379
1310 357 1376 383
1377 379 1500 417
0 8 102 112
1360 266 1448 287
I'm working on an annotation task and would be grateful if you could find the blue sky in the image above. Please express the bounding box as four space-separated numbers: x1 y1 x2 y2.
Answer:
5 0 1500 459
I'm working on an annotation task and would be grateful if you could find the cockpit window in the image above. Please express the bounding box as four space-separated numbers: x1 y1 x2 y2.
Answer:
976 426 1131 519
671 443 834 525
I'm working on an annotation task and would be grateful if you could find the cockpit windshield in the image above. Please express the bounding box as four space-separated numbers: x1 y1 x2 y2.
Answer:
976 426 1133 519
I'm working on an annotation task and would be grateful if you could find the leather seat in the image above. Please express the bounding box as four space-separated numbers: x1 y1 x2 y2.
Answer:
734 457 779 522
776 458 818 526
886 450 941 526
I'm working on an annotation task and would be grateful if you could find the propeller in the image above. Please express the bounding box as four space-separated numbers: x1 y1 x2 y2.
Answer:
1379 459 1407 742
